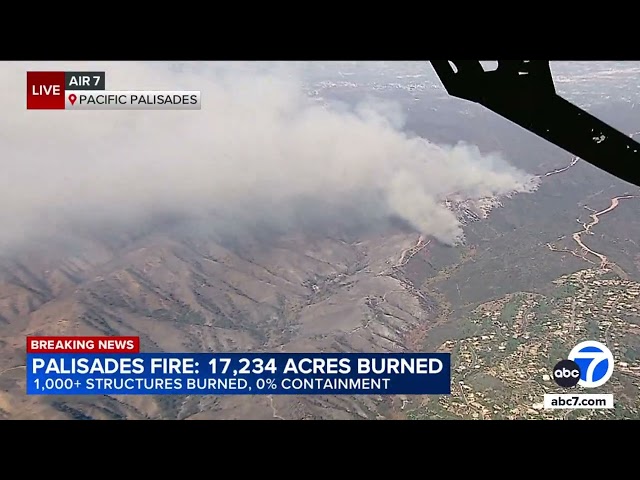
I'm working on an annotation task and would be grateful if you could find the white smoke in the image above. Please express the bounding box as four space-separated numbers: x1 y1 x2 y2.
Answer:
0 61 538 252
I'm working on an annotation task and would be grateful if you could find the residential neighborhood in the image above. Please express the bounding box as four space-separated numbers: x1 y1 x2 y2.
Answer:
407 268 640 419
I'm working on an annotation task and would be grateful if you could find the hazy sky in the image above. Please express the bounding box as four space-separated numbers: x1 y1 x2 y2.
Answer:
0 62 539 253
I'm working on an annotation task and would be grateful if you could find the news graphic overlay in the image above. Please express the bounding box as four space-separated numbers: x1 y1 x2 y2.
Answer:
65 91 201 110
66 71 106 90
552 359 581 388
544 340 615 410
27 71 201 110
27 336 140 353
26 337 451 396
568 340 614 388
26 71 68 110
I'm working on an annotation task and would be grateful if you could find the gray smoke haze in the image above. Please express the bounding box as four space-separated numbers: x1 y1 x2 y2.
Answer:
0 62 538 253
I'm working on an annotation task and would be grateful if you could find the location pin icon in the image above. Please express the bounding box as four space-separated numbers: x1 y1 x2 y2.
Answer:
69 94 77 106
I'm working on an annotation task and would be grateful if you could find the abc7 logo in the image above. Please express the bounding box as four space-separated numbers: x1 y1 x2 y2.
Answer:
552 341 614 388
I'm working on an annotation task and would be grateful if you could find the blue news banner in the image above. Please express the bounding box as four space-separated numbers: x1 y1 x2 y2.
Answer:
26 353 451 396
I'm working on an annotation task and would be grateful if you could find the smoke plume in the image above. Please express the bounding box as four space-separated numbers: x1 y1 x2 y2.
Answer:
0 62 538 252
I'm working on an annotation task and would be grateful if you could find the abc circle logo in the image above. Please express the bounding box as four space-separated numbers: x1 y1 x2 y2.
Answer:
552 359 581 388
552 340 614 388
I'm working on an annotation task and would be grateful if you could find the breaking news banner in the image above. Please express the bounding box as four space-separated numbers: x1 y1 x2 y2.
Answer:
25 336 451 396
27 336 140 354
26 71 201 110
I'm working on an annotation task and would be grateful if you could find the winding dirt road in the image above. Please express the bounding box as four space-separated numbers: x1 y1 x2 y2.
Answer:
542 152 639 269
395 236 430 268
544 156 580 177
571 195 637 268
